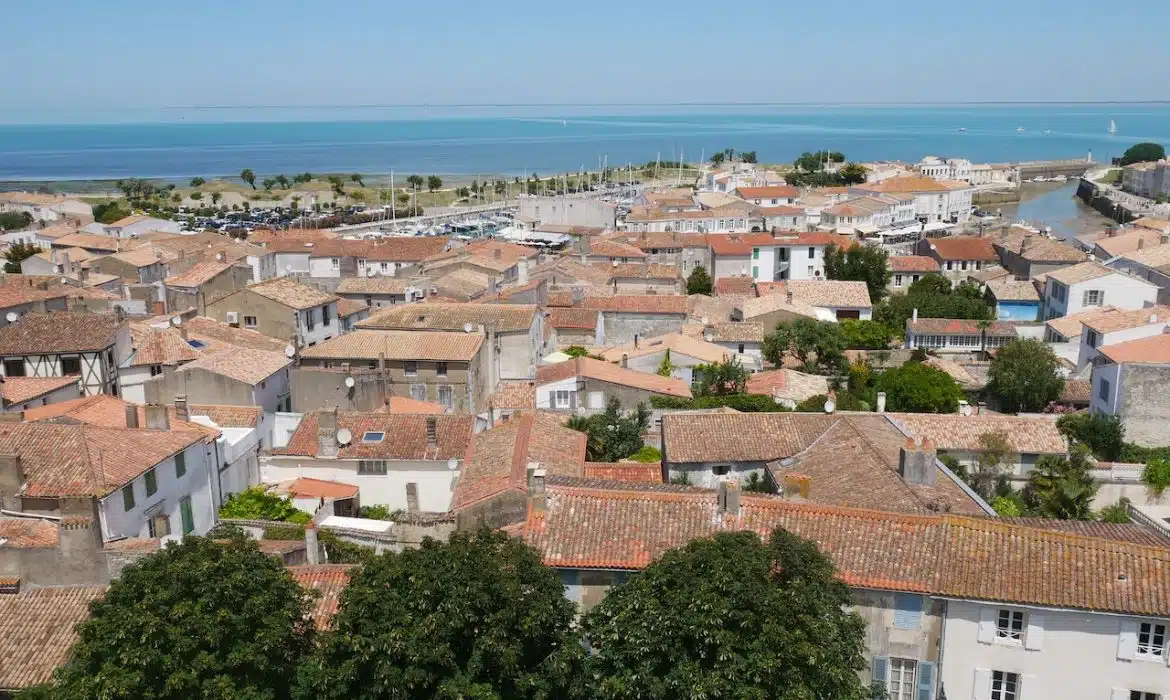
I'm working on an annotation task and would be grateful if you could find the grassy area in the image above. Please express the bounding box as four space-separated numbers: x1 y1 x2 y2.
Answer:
1096 168 1122 185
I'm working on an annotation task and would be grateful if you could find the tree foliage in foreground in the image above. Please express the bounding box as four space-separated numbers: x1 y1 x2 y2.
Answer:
824 242 891 303
987 339 1064 413
1056 412 1125 461
296 529 576 700
48 537 315 700
581 529 872 700
1024 445 1100 520
875 361 965 413
3 241 41 273
763 318 846 375
566 397 651 462
685 264 713 295
1120 142 1166 166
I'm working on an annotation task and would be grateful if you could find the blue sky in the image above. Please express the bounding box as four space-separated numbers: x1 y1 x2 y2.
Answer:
4 0 1169 120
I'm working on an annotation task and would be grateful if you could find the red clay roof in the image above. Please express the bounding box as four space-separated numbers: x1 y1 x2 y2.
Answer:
0 585 108 688
889 255 942 273
536 356 692 398
0 376 79 405
287 564 355 630
274 411 473 460
923 237 999 261
546 307 599 330
583 462 663 483
707 232 854 256
581 295 687 314
284 477 359 500
735 185 799 199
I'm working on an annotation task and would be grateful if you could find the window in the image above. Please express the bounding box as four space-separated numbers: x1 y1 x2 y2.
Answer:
244 315 257 328
947 261 954 270
752 247 760 260
61 356 81 376
711 464 730 476
894 274 904 287
737 343 745 354
361 431 385 443
180 496 194 535
1098 378 1111 402
1137 622 1167 659
1130 692 1160 700
893 594 922 630
305 309 315 331
410 384 427 401
144 468 157 497
990 671 1018 700
807 266 814 276
887 658 917 700
122 484 135 511
358 460 388 475
436 361 448 377
175 451 186 478
1083 289 1105 306
148 515 170 538
808 246 815 258
150 364 163 377
961 261 968 270
1086 329 1099 348
553 389 573 409
381 262 389 272
330 257 339 270
3 359 25 377
752 266 759 279
438 385 454 409
321 304 331 326
996 609 1025 642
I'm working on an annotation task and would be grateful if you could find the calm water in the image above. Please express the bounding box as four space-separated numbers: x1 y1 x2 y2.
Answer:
999 182 1116 238
0 104 1166 181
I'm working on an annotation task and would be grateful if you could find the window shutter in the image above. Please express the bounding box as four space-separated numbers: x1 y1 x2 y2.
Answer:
1099 290 1106 305
915 660 935 700
894 593 923 630
1117 619 1138 660
1024 612 1045 650
1111 690 1129 700
977 607 996 644
1019 674 1038 700
870 656 888 687
569 391 577 410
971 668 991 700
1082 289 1091 305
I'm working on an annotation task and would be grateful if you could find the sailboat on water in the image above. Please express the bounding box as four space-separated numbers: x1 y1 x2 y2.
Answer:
1109 120 1117 135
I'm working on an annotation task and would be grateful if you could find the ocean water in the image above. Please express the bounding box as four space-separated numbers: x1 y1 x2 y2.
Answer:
0 104 1166 181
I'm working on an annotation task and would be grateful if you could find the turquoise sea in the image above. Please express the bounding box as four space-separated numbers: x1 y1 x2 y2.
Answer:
0 104 1167 181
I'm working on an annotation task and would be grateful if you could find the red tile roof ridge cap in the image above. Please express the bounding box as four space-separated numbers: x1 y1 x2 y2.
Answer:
742 493 944 524
941 514 1170 555
509 413 537 486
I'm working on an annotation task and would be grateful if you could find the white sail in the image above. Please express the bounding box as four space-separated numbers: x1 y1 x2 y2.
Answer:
1109 120 1117 134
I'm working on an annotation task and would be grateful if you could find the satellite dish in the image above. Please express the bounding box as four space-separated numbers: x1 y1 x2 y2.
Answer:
344 376 355 388
285 264 292 273
336 428 352 446
215 252 223 261
447 458 459 471
366 267 375 277
284 344 296 358
611 260 618 267
4 312 17 323
824 398 836 414
170 316 182 326
59 277 68 284
700 316 709 325
462 322 475 333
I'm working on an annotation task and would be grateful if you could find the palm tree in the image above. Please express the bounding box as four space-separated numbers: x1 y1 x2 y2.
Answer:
274 175 290 189
977 319 992 355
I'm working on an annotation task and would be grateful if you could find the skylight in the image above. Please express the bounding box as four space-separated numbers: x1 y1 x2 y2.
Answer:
361 431 385 443
187 339 207 349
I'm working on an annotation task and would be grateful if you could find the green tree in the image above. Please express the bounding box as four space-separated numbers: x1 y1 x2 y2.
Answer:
656 348 678 378
873 274 993 338
262 177 277 191
582 529 872 700
563 345 590 358
1024 445 1099 520
350 173 364 187
189 176 206 188
190 191 203 201
762 318 846 374
91 201 131 224
990 495 1022 516
406 174 424 191
840 319 891 349
685 264 713 295
987 339 1064 413
274 174 291 189
1056 412 1125 461
1141 457 1170 499
838 163 869 185
565 397 651 462
823 243 891 302
1120 142 1166 166
692 355 749 396
964 430 1014 500
211 192 222 206
2 242 40 273
0 211 34 230
874 361 964 413
240 168 256 189
219 486 311 524
740 150 757 164
1098 498 1132 523
48 537 314 699
710 152 726 166
427 175 443 192
629 445 662 463
294 172 314 184
295 529 575 700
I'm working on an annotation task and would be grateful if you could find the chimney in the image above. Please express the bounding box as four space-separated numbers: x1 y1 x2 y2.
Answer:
1020 237 1031 252
493 249 502 261
1161 234 1169 246
304 522 319 565
876 391 887 413
781 473 811 500
1137 238 1145 250
912 307 919 323
1106 225 1117 237
426 415 437 447
144 404 169 431
718 479 742 516
529 466 547 511
620 352 628 369
174 394 189 424
78 267 89 283
179 325 188 342
518 258 529 285
124 405 139 429
571 287 584 305
785 289 794 305
317 407 339 458
0 455 24 512
899 437 936 486
633 334 640 349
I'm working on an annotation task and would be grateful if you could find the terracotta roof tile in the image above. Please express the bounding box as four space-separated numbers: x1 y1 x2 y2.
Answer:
1044 306 1120 339
246 277 336 310
0 585 107 688
583 462 663 483
735 185 799 199
607 262 680 280
887 413 1066 454
0 518 60 548
984 277 1041 301
923 236 999 261
0 311 122 355
994 517 1170 547
855 176 963 194
431 268 492 298
889 255 942 273
280 477 359 500
179 346 291 385
587 239 648 259
908 318 1018 335
756 279 872 308
536 356 692 398
288 564 355 630
181 316 290 353
1044 260 1119 285
164 260 239 288
373 396 447 414
1081 305 1170 333
262 236 449 262
0 376 79 405
1099 334 1170 364
582 295 687 314
357 302 537 333
664 412 837 463
488 381 537 410
335 298 368 319
274 411 473 460
598 333 730 365
744 369 828 403
703 321 764 343
336 277 413 295
546 307 599 330
715 276 757 296
300 329 483 362
708 231 855 256
128 325 201 367
52 233 124 251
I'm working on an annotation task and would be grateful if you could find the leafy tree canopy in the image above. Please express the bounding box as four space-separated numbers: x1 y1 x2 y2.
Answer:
581 529 872 700
840 319 892 350
686 264 713 295
875 361 965 413
1120 142 1166 166
1056 412 1125 461
3 241 41 273
987 339 1065 413
240 168 256 189
0 211 33 231
91 201 132 225
219 486 311 524
692 355 749 396
566 397 651 462
427 175 443 192
762 318 846 375
873 275 993 338
1024 445 1099 520
295 529 576 700
824 243 892 302
49 537 315 700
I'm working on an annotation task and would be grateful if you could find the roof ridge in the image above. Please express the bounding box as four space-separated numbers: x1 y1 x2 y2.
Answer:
941 514 1170 557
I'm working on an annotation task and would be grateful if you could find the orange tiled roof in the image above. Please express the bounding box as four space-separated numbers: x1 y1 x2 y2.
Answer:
735 185 799 199
357 302 537 333
0 518 60 548
0 311 123 355
0 585 107 688
907 318 1018 335
1099 333 1170 364
887 413 1066 454
588 240 648 259
583 462 663 483
0 376 79 405
181 316 290 353
246 277 337 310
923 236 998 261
128 325 201 367
335 298 368 319
300 329 483 362
373 396 447 414
714 276 756 296
164 260 237 288
536 356 692 398
488 381 537 410
889 255 941 273
287 564 355 630
274 411 473 460
581 295 687 314
607 262 680 280
547 307 599 330
283 477 359 500
179 346 291 385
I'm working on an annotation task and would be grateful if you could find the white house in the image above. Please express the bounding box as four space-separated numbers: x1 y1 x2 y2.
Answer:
0 311 130 396
820 195 917 233
0 192 91 224
263 410 475 512
101 215 182 238
1106 243 1170 306
1075 306 1170 373
914 156 972 182
733 185 799 207
852 176 974 224
1090 333 1170 448
736 280 873 325
708 231 857 282
905 315 1020 353
1042 261 1159 320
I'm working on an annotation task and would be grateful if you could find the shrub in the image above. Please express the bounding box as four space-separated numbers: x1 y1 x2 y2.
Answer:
1142 457 1170 499
629 446 662 463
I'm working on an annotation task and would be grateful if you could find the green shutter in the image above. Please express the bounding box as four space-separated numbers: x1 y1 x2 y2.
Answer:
122 484 135 511
180 496 194 535
751 266 759 279
175 452 186 478
916 661 935 700
144 469 157 497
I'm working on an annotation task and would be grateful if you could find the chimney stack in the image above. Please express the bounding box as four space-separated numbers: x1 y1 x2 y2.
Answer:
781 473 811 500
718 479 742 516
304 522 319 565
174 394 189 424
1137 238 1145 250
528 465 547 511
899 437 936 486
317 407 339 458
144 404 169 431
518 258 529 285
876 391 887 413
912 307 919 323
1161 234 1169 246
426 415 437 447
786 289 794 305
620 352 628 369
124 405 139 429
